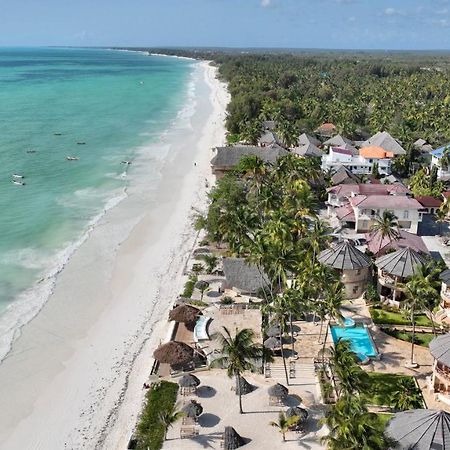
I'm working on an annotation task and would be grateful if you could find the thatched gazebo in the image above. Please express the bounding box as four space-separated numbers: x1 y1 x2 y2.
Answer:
153 341 195 368
286 406 308 431
235 376 254 396
385 409 450 449
222 426 246 449
264 336 281 350
266 324 281 338
181 400 203 419
268 383 288 405
169 304 202 329
178 373 201 395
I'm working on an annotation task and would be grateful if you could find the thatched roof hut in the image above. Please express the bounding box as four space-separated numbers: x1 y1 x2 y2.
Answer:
178 373 201 388
286 406 308 422
266 324 281 338
153 341 195 367
235 376 254 396
181 400 203 418
319 241 372 271
223 426 246 449
268 383 289 399
385 409 450 449
169 304 202 325
264 336 282 350
223 257 270 295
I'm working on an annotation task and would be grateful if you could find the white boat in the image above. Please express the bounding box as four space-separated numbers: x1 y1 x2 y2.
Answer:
12 174 24 179
139 81 144 85
12 180 25 186
66 156 79 161
26 149 36 154
121 160 132 165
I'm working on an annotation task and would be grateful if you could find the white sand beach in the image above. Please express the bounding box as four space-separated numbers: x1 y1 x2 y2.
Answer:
0 61 229 450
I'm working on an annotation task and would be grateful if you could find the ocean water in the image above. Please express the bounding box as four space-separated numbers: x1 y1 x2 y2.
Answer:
0 48 194 359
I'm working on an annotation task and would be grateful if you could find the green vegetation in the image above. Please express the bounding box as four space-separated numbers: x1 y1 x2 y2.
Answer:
136 381 179 450
410 167 445 198
381 328 435 347
370 307 433 327
363 373 423 410
180 274 198 298
376 413 393 428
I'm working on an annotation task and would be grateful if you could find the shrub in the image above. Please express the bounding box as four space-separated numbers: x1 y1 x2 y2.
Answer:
181 274 198 298
220 296 234 305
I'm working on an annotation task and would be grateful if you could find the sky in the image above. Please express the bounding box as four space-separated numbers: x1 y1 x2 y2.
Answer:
1 0 450 50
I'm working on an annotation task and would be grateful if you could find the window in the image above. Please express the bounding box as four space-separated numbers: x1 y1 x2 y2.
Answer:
403 210 409 219
353 286 359 294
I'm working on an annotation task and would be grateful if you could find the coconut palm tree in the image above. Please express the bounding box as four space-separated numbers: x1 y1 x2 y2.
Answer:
200 254 219 274
389 378 423 410
370 210 400 254
435 205 448 235
212 327 263 414
159 402 185 441
269 411 299 442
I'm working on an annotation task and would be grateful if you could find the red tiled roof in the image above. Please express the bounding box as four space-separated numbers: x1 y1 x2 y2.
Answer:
328 183 410 197
415 195 442 208
366 230 429 256
335 204 356 222
332 146 353 156
349 195 422 209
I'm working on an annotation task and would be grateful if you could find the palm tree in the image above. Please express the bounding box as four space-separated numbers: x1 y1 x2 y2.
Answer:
321 395 388 450
389 378 423 410
435 205 448 235
301 219 332 265
370 210 400 255
159 402 185 441
269 411 299 442
200 254 219 274
212 327 263 414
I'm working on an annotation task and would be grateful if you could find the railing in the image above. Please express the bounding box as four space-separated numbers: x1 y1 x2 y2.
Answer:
436 367 450 383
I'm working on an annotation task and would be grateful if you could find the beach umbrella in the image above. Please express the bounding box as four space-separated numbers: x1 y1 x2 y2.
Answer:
223 426 246 450
195 280 210 290
181 400 203 418
268 383 289 400
266 324 281 338
385 409 450 449
286 406 308 422
178 373 201 388
264 337 282 350
235 376 254 396
153 341 195 367
169 304 202 325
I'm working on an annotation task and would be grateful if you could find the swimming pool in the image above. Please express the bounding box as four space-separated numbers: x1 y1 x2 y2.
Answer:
330 324 377 361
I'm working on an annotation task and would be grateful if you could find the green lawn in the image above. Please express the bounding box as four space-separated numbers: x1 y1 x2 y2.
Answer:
363 373 422 409
370 307 433 327
376 412 393 427
381 328 435 347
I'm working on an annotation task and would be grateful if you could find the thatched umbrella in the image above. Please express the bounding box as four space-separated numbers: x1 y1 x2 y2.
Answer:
268 383 289 400
235 376 254 396
169 304 201 325
266 324 281 338
178 373 201 388
153 341 195 367
195 280 210 290
223 426 245 450
286 406 308 422
264 336 281 350
181 400 203 418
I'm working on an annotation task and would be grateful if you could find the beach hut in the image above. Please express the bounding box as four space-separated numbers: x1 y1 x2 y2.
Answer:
266 324 281 338
222 257 270 295
429 333 450 401
169 304 202 329
222 426 246 450
153 341 196 369
264 336 282 350
385 409 450 449
181 400 203 419
178 373 201 395
235 376 254 396
268 383 289 405
318 241 372 299
286 406 308 431
375 247 427 304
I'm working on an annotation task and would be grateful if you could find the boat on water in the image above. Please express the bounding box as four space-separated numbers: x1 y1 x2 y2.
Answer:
121 160 132 165
26 149 36 154
12 174 24 179
54 133 62 136
12 180 25 186
139 81 144 85
66 156 79 161
77 142 86 145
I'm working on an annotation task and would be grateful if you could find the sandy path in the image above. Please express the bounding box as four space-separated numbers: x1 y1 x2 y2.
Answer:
0 61 229 450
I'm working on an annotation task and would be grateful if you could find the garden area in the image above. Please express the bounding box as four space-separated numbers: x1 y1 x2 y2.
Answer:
381 328 435 347
370 306 433 327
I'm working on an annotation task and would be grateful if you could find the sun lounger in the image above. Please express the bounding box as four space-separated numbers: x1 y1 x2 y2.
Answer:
194 316 212 342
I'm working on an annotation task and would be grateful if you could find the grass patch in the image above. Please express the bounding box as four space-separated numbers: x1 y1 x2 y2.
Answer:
363 373 421 409
376 412 393 427
136 380 179 450
381 328 435 347
180 275 198 298
370 307 433 327
188 299 209 307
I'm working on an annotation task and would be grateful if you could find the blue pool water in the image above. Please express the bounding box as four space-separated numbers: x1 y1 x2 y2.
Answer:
330 324 377 360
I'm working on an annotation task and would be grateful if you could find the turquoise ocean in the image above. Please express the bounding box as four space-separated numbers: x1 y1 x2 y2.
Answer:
0 48 194 358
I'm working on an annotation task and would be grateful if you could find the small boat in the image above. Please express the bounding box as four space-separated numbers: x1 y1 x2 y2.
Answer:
77 142 86 145
66 156 79 161
54 133 62 136
26 149 36 154
12 174 24 179
12 180 25 186
139 81 144 85
121 160 132 165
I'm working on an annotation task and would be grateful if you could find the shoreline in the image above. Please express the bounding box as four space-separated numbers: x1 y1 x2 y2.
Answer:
0 60 229 449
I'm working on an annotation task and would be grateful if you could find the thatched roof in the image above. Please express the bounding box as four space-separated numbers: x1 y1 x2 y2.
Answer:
385 409 450 449
298 133 321 147
235 376 254 396
181 400 203 418
264 336 282 350
195 280 210 290
318 241 372 270
268 383 289 399
375 247 427 278
169 305 202 324
178 373 201 388
362 131 406 155
286 406 308 422
323 134 354 148
292 143 323 158
331 165 360 185
223 257 270 294
153 341 195 366
266 323 281 338
223 426 246 450
211 145 288 169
